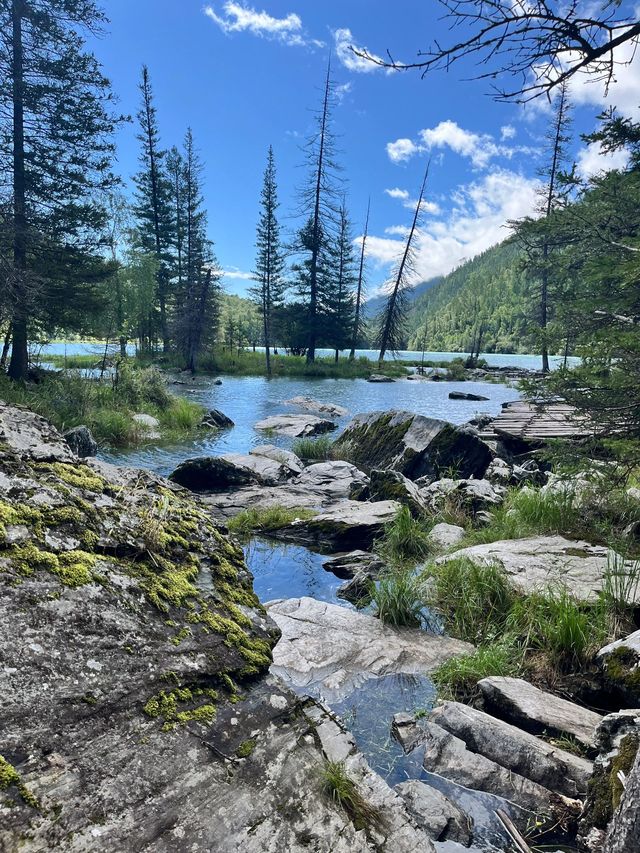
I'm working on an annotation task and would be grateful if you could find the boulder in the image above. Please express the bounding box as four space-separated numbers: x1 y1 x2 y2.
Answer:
429 701 592 797
285 396 348 417
322 550 385 580
270 499 401 551
420 721 578 818
63 425 98 458
254 414 337 437
0 401 74 462
439 536 640 603
367 374 395 383
333 411 492 480
201 408 234 429
249 444 304 476
578 710 640 852
395 780 472 845
336 572 375 606
478 677 602 749
369 469 428 516
427 522 466 550
132 412 161 439
422 478 505 515
597 630 640 705
267 597 471 703
169 453 292 491
485 458 512 485
448 392 489 401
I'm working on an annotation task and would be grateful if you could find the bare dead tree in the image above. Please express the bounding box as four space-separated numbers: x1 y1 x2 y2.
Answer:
354 1 640 102
349 198 370 361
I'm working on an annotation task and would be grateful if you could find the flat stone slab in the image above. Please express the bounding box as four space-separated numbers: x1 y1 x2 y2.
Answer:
266 596 472 703
249 444 303 476
430 701 592 797
271 499 401 550
479 677 603 748
285 396 349 417
254 414 337 437
438 536 639 603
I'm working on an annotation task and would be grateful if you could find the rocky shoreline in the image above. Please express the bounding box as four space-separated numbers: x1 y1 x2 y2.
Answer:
1 399 638 852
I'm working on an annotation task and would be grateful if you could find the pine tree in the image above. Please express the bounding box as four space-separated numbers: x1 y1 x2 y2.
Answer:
349 199 370 360
166 145 187 303
250 146 285 376
1 0 120 380
175 128 221 372
326 201 357 361
377 163 430 364
295 59 342 363
132 65 174 351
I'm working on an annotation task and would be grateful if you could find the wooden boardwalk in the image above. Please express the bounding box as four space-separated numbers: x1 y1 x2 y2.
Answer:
481 400 588 443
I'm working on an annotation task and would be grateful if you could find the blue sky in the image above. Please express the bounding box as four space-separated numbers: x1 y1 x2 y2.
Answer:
93 1 639 296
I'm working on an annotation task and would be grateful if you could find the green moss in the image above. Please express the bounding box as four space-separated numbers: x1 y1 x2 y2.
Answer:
586 734 639 828
53 550 97 587
334 414 413 472
43 463 106 493
236 738 257 758
605 647 640 697
0 755 39 810
143 687 217 730
170 626 192 646
44 506 84 526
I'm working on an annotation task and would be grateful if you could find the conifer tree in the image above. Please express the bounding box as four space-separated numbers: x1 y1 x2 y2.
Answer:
377 163 430 364
166 146 187 302
175 128 221 372
1 0 120 380
132 65 174 351
326 201 357 361
251 146 285 376
296 59 342 363
349 199 370 360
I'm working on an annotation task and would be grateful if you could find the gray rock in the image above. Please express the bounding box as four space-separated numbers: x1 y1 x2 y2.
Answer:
270 499 401 550
249 444 304 476
603 743 640 853
132 412 161 439
63 425 98 458
420 721 579 818
255 414 337 437
439 536 639 603
367 374 395 382
266 596 472 703
597 630 640 704
0 400 75 462
285 396 349 417
430 701 592 797
422 478 505 515
337 572 375 606
395 780 473 845
369 469 428 516
427 522 466 550
201 408 234 429
627 486 640 502
322 550 385 580
448 391 489 401
479 677 602 748
485 458 512 485
170 453 292 491
392 712 428 754
334 410 492 480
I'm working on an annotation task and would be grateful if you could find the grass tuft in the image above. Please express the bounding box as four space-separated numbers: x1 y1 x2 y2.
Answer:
322 760 384 833
376 507 432 565
226 506 316 538
371 570 429 628
432 636 523 702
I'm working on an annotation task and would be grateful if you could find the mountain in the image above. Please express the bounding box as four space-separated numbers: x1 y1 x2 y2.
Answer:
404 240 540 354
363 275 443 320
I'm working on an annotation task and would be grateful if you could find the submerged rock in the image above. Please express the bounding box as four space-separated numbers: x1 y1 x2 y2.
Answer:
63 424 98 458
201 408 234 429
478 677 602 749
334 410 492 481
439 536 639 603
266 596 472 703
254 414 337 437
448 391 489 401
367 374 395 383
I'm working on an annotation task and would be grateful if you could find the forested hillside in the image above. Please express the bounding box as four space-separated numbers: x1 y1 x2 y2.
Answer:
404 241 538 354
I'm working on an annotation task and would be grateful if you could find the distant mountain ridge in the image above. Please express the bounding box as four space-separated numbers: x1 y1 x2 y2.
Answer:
363 276 443 319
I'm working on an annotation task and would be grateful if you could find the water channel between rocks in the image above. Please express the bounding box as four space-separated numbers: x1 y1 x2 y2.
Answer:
97 371 530 853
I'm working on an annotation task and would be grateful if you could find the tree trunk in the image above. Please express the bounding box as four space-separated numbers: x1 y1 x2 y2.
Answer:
0 327 12 369
8 0 28 382
541 243 550 373
350 200 370 361
603 747 640 853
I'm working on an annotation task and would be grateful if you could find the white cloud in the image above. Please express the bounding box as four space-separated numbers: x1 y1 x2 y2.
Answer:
367 169 540 291
566 38 640 120
335 82 352 104
334 27 387 73
384 188 410 200
576 141 630 179
501 124 516 140
386 138 419 162
222 268 254 280
387 120 537 168
204 3 320 47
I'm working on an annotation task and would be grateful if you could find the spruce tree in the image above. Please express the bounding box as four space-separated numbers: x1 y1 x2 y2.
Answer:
166 145 187 303
349 199 370 360
1 0 120 380
250 146 285 375
377 163 430 363
326 202 357 361
132 65 174 351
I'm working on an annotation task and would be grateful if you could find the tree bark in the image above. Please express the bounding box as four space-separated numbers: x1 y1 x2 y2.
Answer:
603 747 640 853
8 0 28 381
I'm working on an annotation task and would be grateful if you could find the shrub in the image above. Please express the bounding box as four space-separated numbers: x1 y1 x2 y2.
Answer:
371 570 429 628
